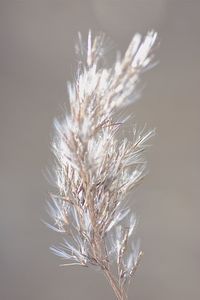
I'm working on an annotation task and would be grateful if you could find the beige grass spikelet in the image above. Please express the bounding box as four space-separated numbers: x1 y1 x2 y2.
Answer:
47 30 157 300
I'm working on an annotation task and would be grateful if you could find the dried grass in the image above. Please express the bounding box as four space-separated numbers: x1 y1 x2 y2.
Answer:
46 30 157 299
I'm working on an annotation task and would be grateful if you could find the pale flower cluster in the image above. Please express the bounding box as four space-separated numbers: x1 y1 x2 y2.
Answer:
47 31 157 300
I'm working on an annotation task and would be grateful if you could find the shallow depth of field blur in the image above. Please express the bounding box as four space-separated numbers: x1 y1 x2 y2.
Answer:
0 1 199 299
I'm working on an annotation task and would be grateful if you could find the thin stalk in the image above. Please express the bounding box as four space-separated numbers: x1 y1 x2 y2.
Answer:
104 268 125 300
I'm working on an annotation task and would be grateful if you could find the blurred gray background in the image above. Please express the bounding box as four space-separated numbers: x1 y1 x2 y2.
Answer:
0 1 199 299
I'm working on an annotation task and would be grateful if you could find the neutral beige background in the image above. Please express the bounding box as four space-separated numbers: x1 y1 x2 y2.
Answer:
0 1 199 299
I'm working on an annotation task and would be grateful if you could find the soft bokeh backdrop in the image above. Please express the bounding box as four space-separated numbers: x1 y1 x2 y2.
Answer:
0 1 199 299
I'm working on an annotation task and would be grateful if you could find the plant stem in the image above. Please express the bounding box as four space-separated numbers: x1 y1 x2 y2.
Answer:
104 268 126 300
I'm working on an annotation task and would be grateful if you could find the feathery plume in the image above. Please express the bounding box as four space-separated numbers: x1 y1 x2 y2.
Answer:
47 30 157 299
